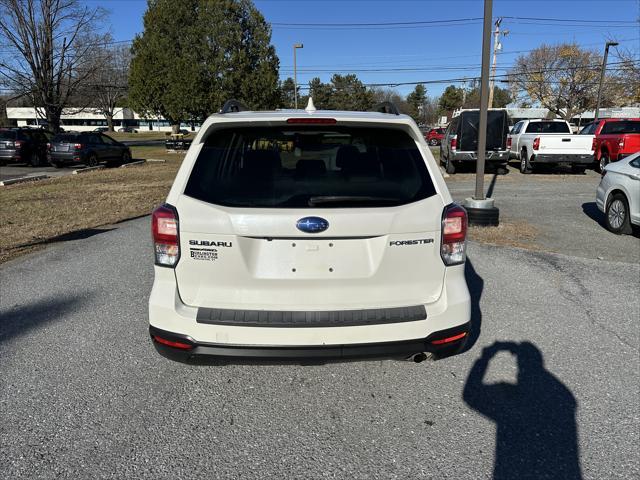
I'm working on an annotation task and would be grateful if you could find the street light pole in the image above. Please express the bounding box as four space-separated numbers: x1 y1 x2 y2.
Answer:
594 41 618 121
293 43 303 109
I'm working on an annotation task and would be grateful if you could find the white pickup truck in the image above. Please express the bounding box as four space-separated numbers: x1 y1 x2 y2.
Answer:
508 119 594 173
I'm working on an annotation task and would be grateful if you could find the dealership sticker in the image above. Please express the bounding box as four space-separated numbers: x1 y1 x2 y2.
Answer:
189 248 218 261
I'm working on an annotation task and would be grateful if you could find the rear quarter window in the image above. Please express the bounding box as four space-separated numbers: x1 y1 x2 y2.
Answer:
184 126 437 208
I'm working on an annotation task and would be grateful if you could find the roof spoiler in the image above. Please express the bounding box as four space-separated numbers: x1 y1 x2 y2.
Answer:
220 99 249 114
371 102 400 115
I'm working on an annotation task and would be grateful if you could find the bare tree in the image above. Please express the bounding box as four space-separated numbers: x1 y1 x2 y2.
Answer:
609 46 640 106
0 0 109 132
86 44 130 131
508 43 605 121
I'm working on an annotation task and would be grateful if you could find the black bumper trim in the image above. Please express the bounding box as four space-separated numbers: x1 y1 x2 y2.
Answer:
196 305 427 328
149 322 470 362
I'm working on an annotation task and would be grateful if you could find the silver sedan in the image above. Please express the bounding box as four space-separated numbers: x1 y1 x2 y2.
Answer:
596 152 640 234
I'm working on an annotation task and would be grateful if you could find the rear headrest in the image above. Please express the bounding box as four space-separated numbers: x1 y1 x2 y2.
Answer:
335 145 360 169
242 149 282 174
295 159 326 177
342 151 381 177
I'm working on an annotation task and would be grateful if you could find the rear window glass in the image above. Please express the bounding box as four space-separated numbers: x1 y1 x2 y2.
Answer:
0 130 16 140
525 122 570 134
601 121 640 135
53 134 81 143
184 126 436 208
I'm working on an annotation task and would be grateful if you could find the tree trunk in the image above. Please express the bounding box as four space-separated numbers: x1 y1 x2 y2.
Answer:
171 123 180 134
46 108 61 133
106 113 114 132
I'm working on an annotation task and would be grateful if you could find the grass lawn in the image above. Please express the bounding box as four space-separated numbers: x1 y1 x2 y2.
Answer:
0 148 184 263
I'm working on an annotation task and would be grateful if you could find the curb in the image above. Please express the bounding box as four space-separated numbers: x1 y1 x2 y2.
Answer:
146 158 167 163
120 160 146 168
0 174 49 186
72 166 105 175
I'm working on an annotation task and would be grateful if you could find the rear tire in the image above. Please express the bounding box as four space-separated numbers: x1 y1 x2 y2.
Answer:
87 154 98 167
29 152 41 167
606 193 632 234
520 150 531 174
599 152 610 173
571 165 586 174
445 156 456 174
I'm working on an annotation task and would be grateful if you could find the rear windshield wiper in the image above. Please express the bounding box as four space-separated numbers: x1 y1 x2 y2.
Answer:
308 195 400 207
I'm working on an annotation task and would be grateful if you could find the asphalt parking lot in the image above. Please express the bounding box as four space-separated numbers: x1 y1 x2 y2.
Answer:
0 216 638 479
444 166 640 263
1 164 639 478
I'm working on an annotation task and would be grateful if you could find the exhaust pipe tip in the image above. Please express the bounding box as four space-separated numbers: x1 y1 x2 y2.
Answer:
412 352 428 363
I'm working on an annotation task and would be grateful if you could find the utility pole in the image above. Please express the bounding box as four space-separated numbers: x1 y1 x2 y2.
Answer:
595 41 618 121
293 43 303 109
488 17 508 108
464 0 500 226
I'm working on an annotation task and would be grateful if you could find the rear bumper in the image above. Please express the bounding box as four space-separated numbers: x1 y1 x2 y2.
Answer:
48 152 84 164
149 322 470 362
451 151 509 162
0 150 20 161
532 153 594 164
148 263 472 362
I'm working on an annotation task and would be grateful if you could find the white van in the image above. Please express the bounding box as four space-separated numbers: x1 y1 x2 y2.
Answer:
148 101 471 363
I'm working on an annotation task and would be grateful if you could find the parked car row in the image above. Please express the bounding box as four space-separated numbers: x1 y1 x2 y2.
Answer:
0 128 131 168
433 110 640 175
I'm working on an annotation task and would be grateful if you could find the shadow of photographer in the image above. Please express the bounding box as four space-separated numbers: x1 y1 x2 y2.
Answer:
463 341 582 479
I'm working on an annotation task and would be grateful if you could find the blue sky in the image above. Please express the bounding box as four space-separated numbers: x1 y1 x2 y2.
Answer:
93 0 639 98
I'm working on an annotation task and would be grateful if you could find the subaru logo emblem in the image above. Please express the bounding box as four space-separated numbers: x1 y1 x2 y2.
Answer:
296 216 329 234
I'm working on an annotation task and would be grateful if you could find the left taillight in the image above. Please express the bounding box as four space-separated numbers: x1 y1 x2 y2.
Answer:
532 137 540 151
441 204 467 266
152 204 180 267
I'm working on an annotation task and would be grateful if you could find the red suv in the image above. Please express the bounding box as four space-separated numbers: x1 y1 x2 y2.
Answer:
587 118 640 172
425 128 445 146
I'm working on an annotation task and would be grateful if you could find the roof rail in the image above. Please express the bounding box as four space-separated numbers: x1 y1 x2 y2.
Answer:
220 99 249 114
372 102 400 115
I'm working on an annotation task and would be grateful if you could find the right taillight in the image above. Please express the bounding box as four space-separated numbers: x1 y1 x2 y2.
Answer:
450 136 457 150
441 204 467 266
152 204 180 267
506 137 512 149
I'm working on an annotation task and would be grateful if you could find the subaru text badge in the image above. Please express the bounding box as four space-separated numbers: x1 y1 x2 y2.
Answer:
296 217 329 234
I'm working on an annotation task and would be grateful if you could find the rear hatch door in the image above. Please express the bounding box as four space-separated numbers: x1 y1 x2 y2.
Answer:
173 123 447 311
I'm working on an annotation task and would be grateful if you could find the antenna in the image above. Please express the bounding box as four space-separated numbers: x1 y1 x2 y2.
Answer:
305 97 316 113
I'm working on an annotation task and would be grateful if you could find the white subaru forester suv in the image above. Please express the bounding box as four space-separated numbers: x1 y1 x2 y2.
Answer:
149 100 471 363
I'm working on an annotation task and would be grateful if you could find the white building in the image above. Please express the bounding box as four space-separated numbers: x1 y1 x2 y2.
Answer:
5 107 200 132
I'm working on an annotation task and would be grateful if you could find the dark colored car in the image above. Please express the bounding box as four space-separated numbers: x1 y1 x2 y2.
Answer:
0 128 53 166
425 128 445 146
439 109 510 174
582 118 640 172
48 132 132 168
118 126 137 133
93 127 109 132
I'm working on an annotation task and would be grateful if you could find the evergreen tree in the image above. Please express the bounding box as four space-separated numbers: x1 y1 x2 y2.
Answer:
129 0 280 131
